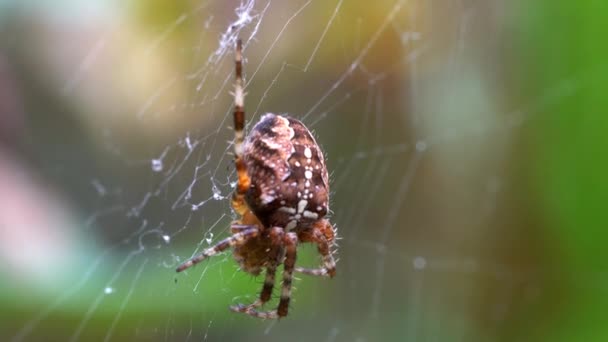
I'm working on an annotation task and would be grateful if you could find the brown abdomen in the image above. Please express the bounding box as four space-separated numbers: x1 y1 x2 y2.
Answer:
243 114 329 230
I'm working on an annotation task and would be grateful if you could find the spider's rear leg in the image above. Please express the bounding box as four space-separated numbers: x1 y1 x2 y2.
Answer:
296 225 336 278
232 232 298 319
277 232 298 317
231 227 284 315
176 226 259 272
230 264 277 313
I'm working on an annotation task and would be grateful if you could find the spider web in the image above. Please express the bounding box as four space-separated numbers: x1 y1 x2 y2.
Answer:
0 0 587 341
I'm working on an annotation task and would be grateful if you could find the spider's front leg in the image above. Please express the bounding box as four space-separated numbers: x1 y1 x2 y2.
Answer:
296 221 337 278
176 225 259 272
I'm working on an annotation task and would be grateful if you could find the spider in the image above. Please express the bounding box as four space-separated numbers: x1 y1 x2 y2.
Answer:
176 38 337 319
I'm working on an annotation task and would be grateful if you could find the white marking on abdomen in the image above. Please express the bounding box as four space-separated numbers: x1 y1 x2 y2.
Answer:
304 147 312 158
262 138 283 150
285 220 297 231
279 207 296 214
297 200 307 213
261 194 275 204
303 210 318 219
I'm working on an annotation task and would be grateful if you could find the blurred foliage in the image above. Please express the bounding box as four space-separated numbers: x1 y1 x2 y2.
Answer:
511 1 608 341
3 0 608 341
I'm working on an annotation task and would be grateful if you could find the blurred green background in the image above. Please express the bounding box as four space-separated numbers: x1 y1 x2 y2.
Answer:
1 0 607 341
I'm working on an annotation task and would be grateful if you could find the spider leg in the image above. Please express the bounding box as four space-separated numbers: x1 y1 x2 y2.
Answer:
176 226 258 272
278 232 298 317
230 224 254 233
230 227 284 316
231 38 251 218
232 232 298 319
229 264 277 313
296 228 336 278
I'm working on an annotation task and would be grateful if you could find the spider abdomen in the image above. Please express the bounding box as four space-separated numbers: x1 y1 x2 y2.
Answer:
243 113 329 230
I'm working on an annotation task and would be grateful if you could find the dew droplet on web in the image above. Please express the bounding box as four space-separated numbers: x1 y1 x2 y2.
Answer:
162 235 170 243
205 233 214 245
151 159 163 172
104 287 114 295
415 141 427 152
401 31 421 45
413 256 427 270
212 185 222 200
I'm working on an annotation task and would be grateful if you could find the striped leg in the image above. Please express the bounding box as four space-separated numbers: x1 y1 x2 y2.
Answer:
231 38 251 217
231 224 255 233
176 227 258 272
295 230 336 278
233 232 298 319
278 232 298 317
231 228 283 316
229 264 278 314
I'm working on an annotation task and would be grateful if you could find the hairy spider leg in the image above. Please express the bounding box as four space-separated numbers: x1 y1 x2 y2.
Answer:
232 38 251 217
233 232 298 319
278 232 298 317
231 224 256 232
296 222 337 277
229 265 277 314
175 227 259 272
230 227 283 313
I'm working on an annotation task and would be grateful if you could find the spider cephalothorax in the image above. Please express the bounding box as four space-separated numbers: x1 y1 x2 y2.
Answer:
176 39 337 319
